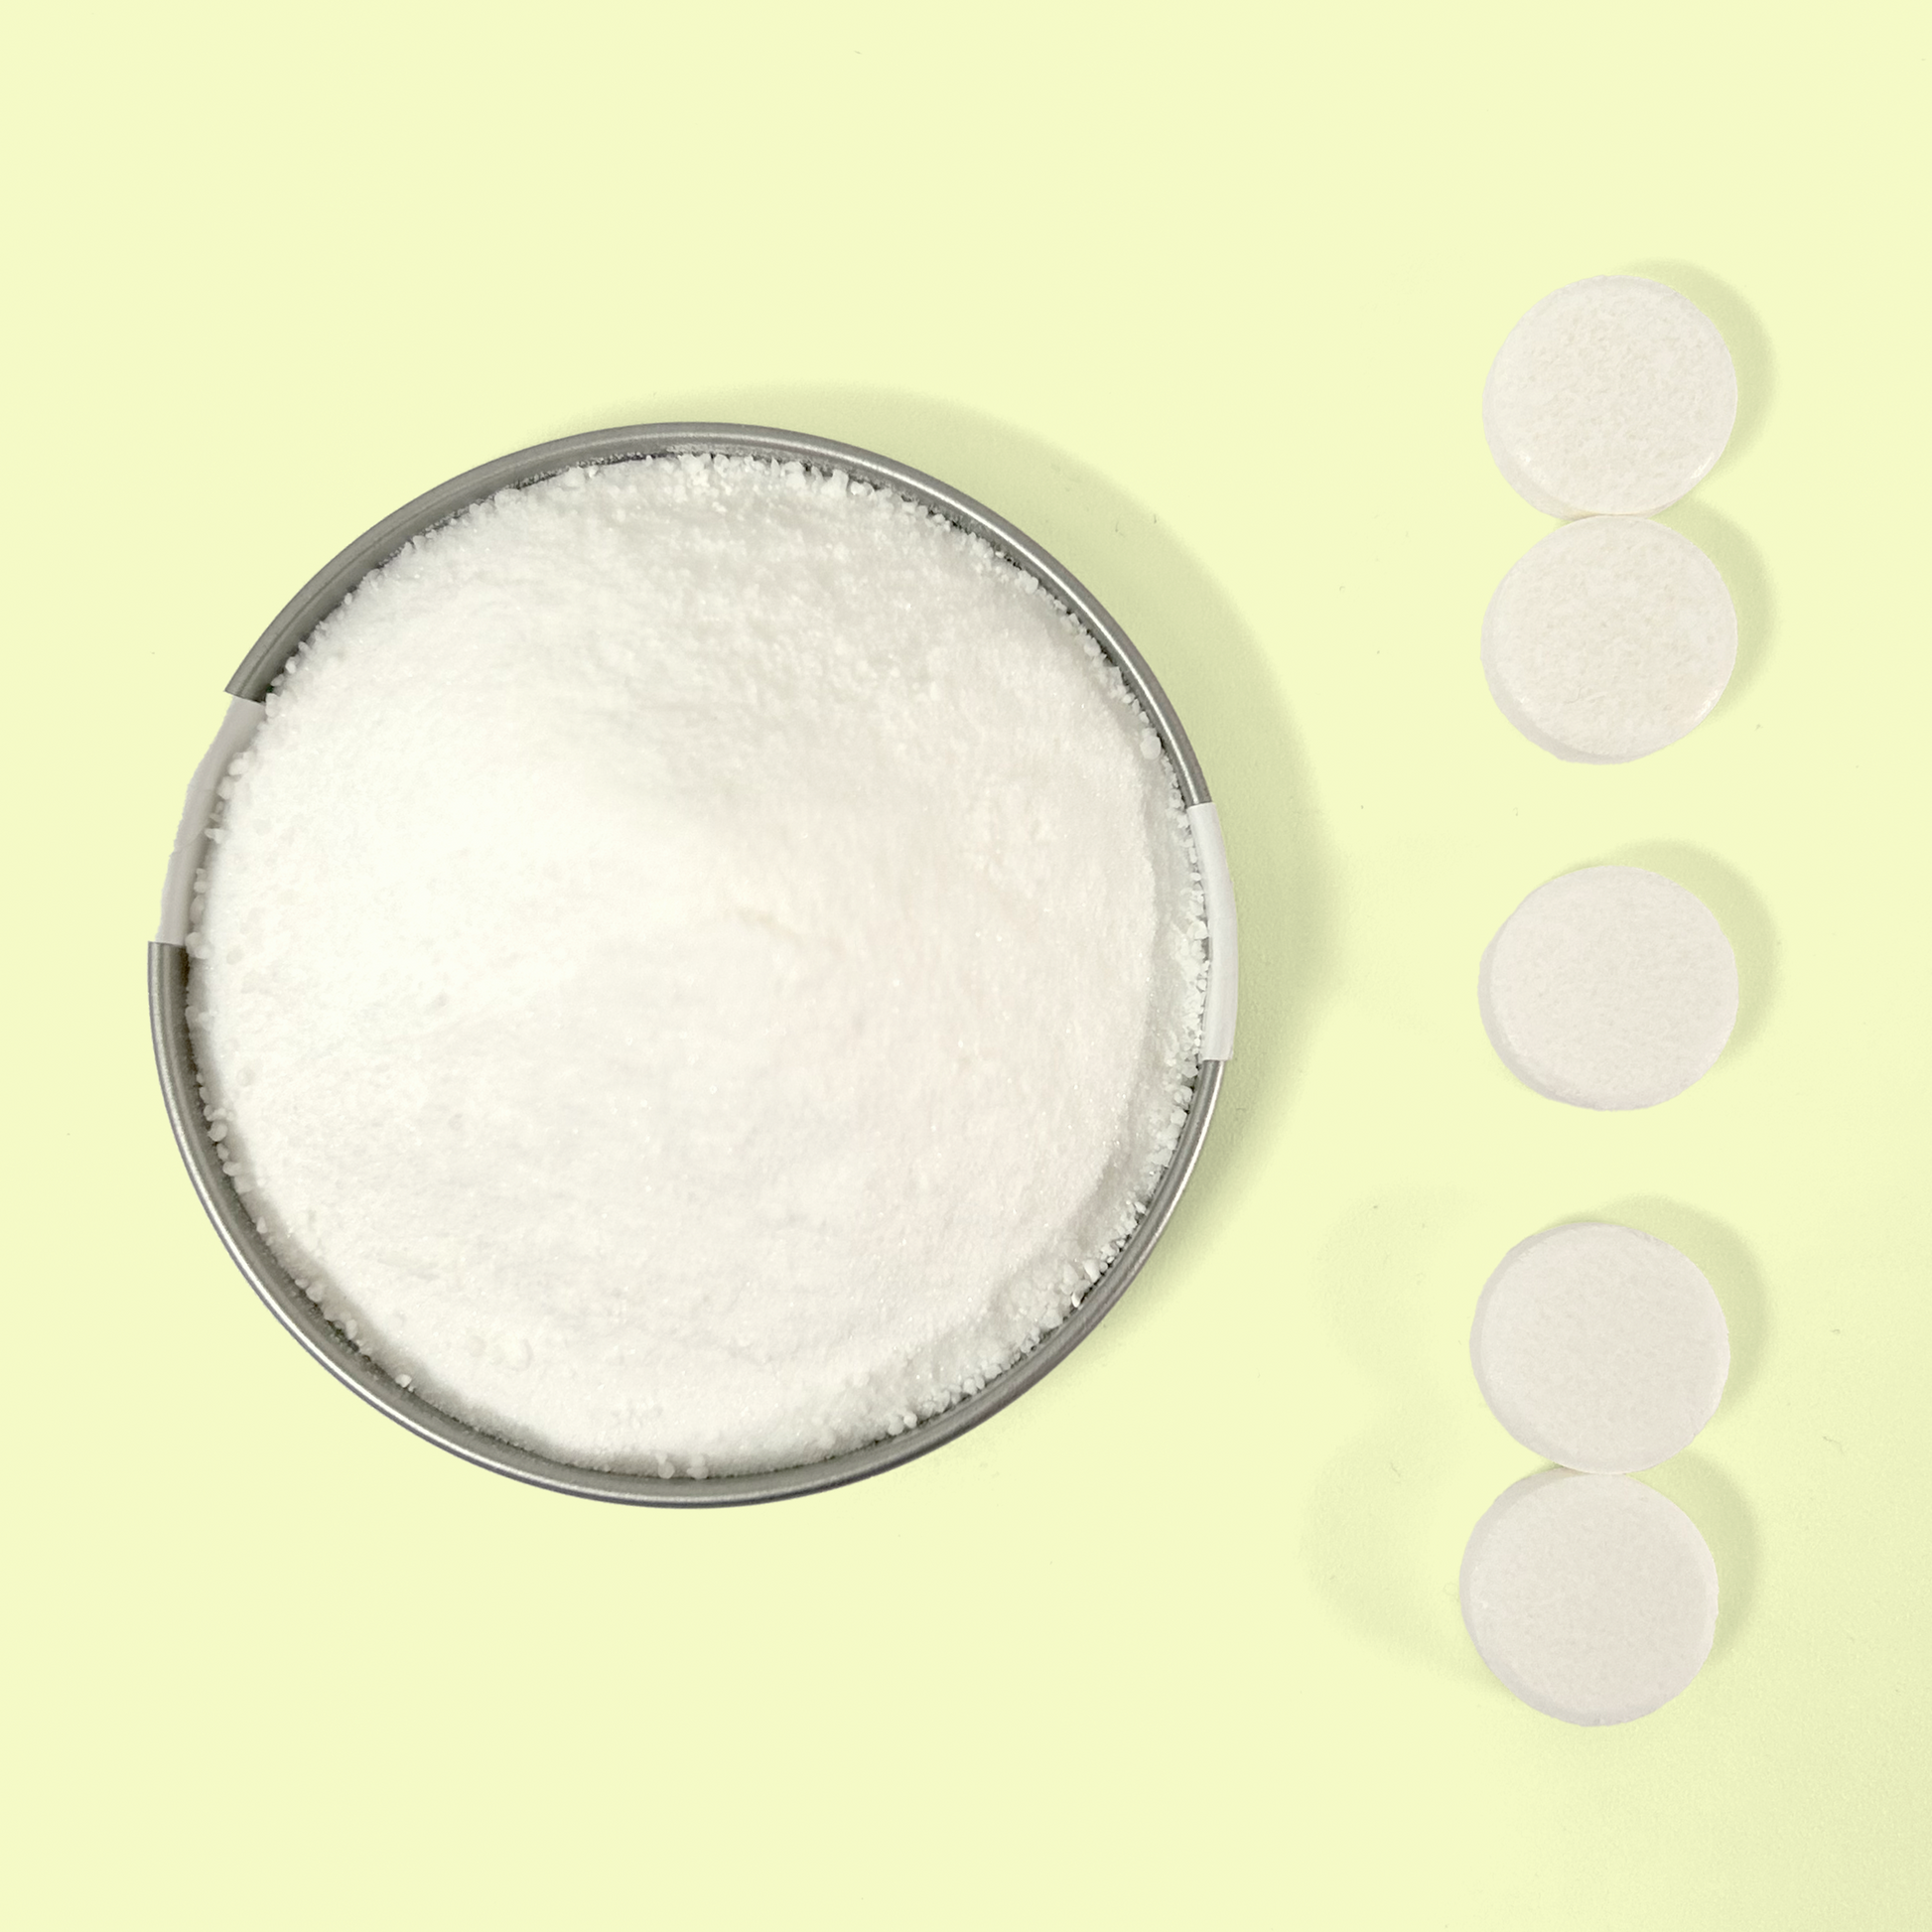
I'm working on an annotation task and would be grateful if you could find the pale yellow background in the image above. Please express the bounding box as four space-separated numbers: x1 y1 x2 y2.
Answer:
5 3 1926 1926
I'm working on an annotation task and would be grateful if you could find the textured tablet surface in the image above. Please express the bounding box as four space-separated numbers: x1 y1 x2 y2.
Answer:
1471 1222 1729 1471
1460 1471 1719 1725
1479 867 1737 1109
1483 517 1736 761
1484 277 1736 518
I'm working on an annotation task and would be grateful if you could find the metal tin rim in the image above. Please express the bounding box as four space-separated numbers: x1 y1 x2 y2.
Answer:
152 422 1230 1507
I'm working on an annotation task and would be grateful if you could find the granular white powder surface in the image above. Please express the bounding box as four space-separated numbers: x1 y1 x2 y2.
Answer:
189 455 1208 1478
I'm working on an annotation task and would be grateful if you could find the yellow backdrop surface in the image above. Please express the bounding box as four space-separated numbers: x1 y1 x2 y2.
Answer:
5 4 1926 1926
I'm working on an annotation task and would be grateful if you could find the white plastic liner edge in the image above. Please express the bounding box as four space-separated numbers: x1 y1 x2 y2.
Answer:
1187 802 1238 1061
156 697 265 946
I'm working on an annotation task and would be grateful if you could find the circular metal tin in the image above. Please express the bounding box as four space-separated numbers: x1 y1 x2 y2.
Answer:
150 423 1231 1506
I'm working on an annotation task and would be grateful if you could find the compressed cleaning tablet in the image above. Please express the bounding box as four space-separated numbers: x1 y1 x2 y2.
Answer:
1471 1223 1729 1472
1483 517 1736 762
1460 1471 1718 1725
1479 867 1737 1110
1484 277 1737 518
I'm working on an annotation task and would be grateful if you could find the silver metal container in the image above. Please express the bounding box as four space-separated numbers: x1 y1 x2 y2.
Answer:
150 424 1238 1506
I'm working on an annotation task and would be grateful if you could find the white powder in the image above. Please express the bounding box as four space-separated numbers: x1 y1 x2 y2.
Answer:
189 455 1208 1478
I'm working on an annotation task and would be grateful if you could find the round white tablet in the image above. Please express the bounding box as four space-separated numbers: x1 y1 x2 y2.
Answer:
1479 867 1737 1110
1483 517 1737 762
1460 1471 1718 1725
1471 1223 1729 1472
1484 277 1737 518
